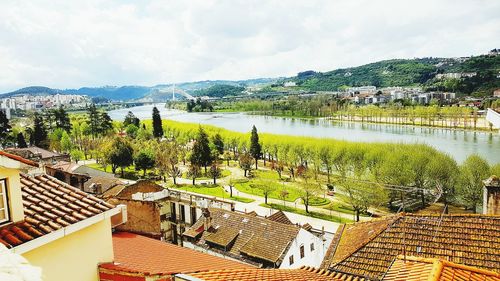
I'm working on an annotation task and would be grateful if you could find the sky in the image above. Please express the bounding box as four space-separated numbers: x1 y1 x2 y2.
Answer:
0 0 499 92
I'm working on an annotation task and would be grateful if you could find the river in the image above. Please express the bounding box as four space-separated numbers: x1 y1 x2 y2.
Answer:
108 104 500 164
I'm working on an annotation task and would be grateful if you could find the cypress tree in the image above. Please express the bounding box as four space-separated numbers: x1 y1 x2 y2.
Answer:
0 110 11 145
249 125 261 169
152 107 163 138
190 126 212 173
17 132 27 148
32 113 48 148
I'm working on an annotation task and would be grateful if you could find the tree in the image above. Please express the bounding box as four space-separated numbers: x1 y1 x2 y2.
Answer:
31 113 48 148
106 137 134 177
0 110 11 146
254 180 275 205
249 125 261 169
16 132 27 148
279 189 289 206
152 107 163 138
188 164 201 185
208 163 222 185
212 133 224 155
300 182 321 213
339 179 387 222
239 153 253 177
123 111 140 127
458 155 490 213
125 124 139 139
87 104 113 138
70 149 85 163
190 126 212 172
60 131 73 153
223 151 232 166
53 107 72 132
135 150 155 177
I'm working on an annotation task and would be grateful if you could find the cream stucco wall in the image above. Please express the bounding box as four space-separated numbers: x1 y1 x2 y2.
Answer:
0 166 25 223
22 219 114 281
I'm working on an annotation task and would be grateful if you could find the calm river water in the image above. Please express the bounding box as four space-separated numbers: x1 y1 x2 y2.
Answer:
108 104 500 164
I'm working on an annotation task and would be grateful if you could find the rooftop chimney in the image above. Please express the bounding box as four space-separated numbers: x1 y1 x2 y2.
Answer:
202 208 211 231
483 176 500 215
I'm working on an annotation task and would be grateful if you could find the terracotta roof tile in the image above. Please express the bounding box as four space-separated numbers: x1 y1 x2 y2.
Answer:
99 232 250 275
0 173 114 249
267 210 293 225
328 213 500 280
183 208 300 266
384 256 500 281
0 151 39 167
183 266 366 281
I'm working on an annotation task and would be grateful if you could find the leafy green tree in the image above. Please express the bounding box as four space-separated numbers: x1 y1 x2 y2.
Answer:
60 131 73 153
125 124 139 139
212 133 224 155
16 132 27 148
190 126 212 172
134 150 155 177
208 163 222 185
107 137 134 177
87 104 113 138
70 149 85 163
152 107 163 138
0 110 11 146
31 113 48 148
300 182 321 213
239 152 253 177
254 180 275 205
249 125 261 169
53 107 72 132
458 155 490 213
188 164 201 185
492 163 500 177
339 179 387 222
123 111 140 127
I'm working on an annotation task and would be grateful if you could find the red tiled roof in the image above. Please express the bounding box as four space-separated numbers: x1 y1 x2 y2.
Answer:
183 266 366 281
0 151 39 167
327 213 500 280
0 173 114 249
99 232 251 276
384 256 500 281
267 210 293 225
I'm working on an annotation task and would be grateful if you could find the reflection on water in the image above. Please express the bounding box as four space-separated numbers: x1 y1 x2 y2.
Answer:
108 104 500 163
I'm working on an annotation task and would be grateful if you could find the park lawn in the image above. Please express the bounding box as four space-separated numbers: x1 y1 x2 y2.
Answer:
304 197 331 206
321 202 370 217
181 169 231 180
86 163 155 180
253 169 282 181
260 203 354 223
172 184 254 203
234 180 302 202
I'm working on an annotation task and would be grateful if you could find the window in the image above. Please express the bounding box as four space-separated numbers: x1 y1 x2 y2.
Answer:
289 255 294 265
0 179 10 224
310 243 315 252
300 245 305 258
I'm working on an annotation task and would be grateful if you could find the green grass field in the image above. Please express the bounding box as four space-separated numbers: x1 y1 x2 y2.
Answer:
181 169 231 180
172 184 254 203
260 203 353 223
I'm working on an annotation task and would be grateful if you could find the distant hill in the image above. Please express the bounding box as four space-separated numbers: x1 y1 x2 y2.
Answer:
1 86 62 98
280 54 500 96
62 86 152 101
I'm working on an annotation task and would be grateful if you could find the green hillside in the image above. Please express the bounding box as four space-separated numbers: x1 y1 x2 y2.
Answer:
283 54 499 96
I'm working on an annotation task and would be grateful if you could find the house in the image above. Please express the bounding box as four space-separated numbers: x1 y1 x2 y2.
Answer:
99 232 251 281
182 208 328 269
5 146 69 166
45 160 90 190
321 213 500 280
0 151 127 281
103 180 234 244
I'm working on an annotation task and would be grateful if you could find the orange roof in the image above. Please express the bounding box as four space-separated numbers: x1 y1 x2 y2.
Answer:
180 266 365 281
0 150 39 167
0 173 114 249
99 232 251 276
384 256 500 281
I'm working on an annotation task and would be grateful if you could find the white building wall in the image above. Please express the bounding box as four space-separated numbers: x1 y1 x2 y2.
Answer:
279 228 327 269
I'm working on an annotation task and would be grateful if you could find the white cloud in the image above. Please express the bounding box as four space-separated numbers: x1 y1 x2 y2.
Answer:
0 0 499 92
